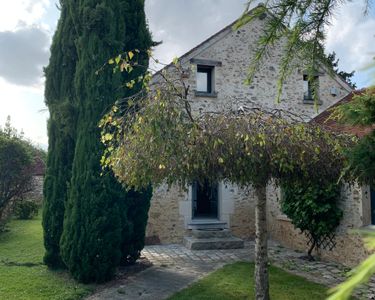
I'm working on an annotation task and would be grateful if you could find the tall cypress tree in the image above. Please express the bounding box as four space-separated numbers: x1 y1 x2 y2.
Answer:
60 0 152 283
42 1 77 268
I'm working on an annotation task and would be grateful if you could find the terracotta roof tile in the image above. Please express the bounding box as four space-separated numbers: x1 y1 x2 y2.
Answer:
312 89 374 137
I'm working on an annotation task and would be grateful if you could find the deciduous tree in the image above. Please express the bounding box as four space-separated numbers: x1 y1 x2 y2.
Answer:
0 119 33 228
100 58 352 299
236 1 373 298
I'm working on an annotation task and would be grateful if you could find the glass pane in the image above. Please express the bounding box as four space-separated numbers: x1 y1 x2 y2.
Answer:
197 71 208 92
303 78 310 99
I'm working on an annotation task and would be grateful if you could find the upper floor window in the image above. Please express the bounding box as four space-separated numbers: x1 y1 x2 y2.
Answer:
197 65 213 93
303 74 319 103
190 58 221 98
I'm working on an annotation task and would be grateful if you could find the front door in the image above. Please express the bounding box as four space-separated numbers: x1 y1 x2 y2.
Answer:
192 180 218 219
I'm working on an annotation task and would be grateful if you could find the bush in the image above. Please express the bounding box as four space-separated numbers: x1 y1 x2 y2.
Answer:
0 134 33 223
281 181 342 259
14 200 39 220
0 219 8 233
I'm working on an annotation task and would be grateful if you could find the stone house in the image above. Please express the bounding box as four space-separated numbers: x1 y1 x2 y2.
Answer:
29 155 45 204
145 9 371 266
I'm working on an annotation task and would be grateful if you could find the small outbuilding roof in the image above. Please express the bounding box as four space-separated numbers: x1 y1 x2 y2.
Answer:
312 89 374 137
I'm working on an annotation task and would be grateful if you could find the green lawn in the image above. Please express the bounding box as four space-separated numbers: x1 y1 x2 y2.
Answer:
0 214 334 300
0 212 92 300
168 262 329 300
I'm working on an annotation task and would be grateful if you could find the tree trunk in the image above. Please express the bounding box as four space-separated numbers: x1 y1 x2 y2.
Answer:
307 236 316 261
254 185 270 300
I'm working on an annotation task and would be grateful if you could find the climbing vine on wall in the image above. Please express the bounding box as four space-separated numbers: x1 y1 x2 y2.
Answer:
280 181 342 260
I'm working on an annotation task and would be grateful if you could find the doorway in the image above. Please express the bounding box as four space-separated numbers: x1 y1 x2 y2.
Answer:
192 180 218 219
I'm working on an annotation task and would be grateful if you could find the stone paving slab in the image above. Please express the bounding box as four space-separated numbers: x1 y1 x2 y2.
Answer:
86 262 225 300
86 241 375 300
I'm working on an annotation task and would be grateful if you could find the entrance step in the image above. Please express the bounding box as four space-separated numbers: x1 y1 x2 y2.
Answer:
187 220 227 230
184 235 245 250
191 229 232 239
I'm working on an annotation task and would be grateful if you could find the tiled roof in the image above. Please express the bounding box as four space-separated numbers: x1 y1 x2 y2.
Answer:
312 89 374 137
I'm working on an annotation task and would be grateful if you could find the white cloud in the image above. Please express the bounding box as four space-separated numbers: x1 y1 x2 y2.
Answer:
0 0 51 146
326 1 375 87
0 0 52 87
0 0 50 31
0 26 50 86
145 0 249 65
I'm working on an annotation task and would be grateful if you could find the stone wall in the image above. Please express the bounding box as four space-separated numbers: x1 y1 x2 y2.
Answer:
28 175 44 204
146 12 353 250
146 185 186 244
229 187 256 240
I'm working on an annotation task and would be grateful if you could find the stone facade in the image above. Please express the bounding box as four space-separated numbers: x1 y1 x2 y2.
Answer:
146 185 187 244
28 175 44 204
144 10 366 266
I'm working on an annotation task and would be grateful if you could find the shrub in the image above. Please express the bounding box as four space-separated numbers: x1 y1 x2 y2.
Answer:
14 200 39 220
0 134 33 224
281 181 342 259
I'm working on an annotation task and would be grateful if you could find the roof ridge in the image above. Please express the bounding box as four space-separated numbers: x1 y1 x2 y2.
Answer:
153 3 264 76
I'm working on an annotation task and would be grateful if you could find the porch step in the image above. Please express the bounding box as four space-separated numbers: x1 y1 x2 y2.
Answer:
184 236 244 250
191 229 232 239
187 220 227 230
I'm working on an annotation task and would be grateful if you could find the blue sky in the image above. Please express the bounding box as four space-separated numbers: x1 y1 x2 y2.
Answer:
0 0 373 149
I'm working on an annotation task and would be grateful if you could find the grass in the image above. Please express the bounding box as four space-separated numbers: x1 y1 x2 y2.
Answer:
0 214 339 300
0 212 93 300
168 262 329 300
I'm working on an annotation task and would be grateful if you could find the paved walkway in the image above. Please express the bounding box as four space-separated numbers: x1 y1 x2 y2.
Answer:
87 241 375 300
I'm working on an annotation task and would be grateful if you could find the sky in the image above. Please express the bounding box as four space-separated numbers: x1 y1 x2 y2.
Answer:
0 0 374 149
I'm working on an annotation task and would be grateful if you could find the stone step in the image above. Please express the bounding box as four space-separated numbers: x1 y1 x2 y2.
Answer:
187 220 227 230
184 236 245 250
191 229 232 239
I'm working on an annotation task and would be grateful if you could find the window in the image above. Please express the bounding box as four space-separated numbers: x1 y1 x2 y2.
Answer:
197 65 214 94
303 75 319 102
190 58 221 97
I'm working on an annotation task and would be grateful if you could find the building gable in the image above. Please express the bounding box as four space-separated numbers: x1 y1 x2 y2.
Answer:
155 6 352 121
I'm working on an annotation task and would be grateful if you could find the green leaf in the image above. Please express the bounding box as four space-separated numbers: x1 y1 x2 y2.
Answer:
104 133 113 141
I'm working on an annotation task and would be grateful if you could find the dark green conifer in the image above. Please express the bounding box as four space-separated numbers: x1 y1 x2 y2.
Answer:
121 187 152 264
42 1 77 268
60 0 152 282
